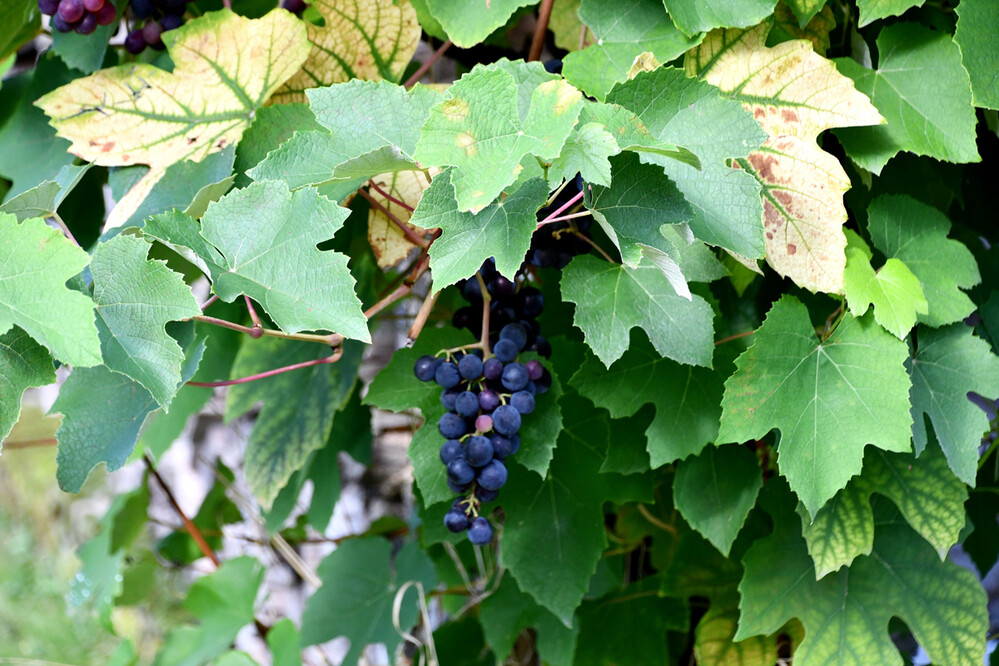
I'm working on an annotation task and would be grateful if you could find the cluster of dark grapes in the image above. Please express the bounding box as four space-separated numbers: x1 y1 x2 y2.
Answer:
124 0 192 54
414 302 552 545
38 0 116 35
526 214 594 269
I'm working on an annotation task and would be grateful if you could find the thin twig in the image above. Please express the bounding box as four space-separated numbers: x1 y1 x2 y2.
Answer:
528 0 555 62
144 453 220 567
2 437 57 449
714 330 756 346
243 296 263 337
186 347 342 387
357 188 428 249
537 189 585 229
541 210 592 225
200 294 218 311
637 504 677 537
369 179 415 212
475 272 491 355
50 212 80 247
571 230 614 263
404 40 453 88
407 290 440 346
191 314 342 347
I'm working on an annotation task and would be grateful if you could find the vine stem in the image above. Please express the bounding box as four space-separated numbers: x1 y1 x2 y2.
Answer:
243 296 263 337
200 294 218 311
3 438 57 449
537 189 585 229
187 347 342 387
407 289 440 346
191 314 343 347
51 211 80 247
143 453 220 567
528 0 555 62
542 210 592 225
356 187 429 249
404 39 453 88
475 272 492 355
368 179 414 212
571 230 614 262
714 330 756 346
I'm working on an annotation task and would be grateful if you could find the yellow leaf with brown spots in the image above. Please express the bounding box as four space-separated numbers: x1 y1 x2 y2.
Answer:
367 170 436 269
35 10 309 232
685 21 883 293
272 0 421 104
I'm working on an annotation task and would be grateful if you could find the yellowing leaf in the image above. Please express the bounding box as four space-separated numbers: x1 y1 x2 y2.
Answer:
35 10 310 231
367 170 435 268
686 22 883 293
272 0 421 103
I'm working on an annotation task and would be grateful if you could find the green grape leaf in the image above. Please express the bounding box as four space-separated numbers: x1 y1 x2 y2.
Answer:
0 327 55 451
561 254 715 367
422 0 534 47
551 122 619 187
737 483 987 666
908 325 999 485
251 82 442 188
856 0 920 26
233 103 322 187
834 23 980 175
410 172 550 289
196 181 368 341
662 0 777 35
717 295 912 517
225 338 361 510
0 0 38 62
90 235 200 409
0 162 90 221
266 619 301 666
801 438 968 579
550 0 586 52
867 195 980 327
0 213 100 367
674 443 763 556
606 67 768 259
954 0 999 110
584 152 694 269
784 0 829 31
501 392 653 625
413 65 583 213
53 341 205 493
479 576 578 666
686 22 883 294
300 538 436 658
35 9 310 231
153 557 264 666
562 0 701 100
49 0 119 74
771 1 836 54
843 246 927 339
572 334 722 467
272 0 421 103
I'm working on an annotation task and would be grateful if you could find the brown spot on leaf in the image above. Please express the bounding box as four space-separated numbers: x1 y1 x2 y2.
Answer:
766 232 774 239
787 243 797 255
774 190 793 207
216 138 227 149
749 152 777 181
782 108 799 124
102 141 115 152
187 136 198 144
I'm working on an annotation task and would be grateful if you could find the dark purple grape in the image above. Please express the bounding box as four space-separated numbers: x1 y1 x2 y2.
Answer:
463 279 483 302
499 323 528 351
50 12 76 31
543 59 563 74
434 361 461 389
444 510 469 533
130 0 153 18
58 0 85 23
455 391 480 418
501 363 529 392
465 436 493 467
448 478 471 494
447 458 475 486
488 275 516 297
468 517 494 544
124 27 146 53
82 0 103 11
440 388 460 411
458 354 483 380
491 434 513 459
525 360 543 381
509 434 521 455
483 357 503 380
510 390 535 415
532 335 552 358
438 413 467 439
535 369 551 395
493 338 519 363
94 1 115 24
476 487 499 502
160 13 183 30
74 11 97 33
492 405 521 436
414 355 440 382
478 389 500 412
282 0 306 13
142 20 164 49
477 460 508 491
38 0 60 15
519 288 544 318
440 439 463 464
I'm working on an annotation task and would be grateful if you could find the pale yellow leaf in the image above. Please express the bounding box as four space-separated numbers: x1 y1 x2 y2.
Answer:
272 0 421 104
35 10 309 231
367 169 435 268
686 22 883 293
550 0 591 52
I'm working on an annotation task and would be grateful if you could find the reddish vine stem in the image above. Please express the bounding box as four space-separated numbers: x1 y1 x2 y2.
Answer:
191 314 341 346
368 179 414 212
541 210 591 225
528 0 555 62
537 189 585 229
187 347 343 387
407 290 440 346
571 230 614 263
243 296 264 337
200 294 218 311
357 188 429 249
475 272 492 355
51 212 80 247
714 330 755 346
3 438 57 449
404 39 453 88
143 453 220 567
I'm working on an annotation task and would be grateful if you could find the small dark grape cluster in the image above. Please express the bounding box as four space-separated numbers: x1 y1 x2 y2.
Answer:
38 0 117 35
527 180 595 269
414 320 551 545
124 0 192 54
281 0 306 15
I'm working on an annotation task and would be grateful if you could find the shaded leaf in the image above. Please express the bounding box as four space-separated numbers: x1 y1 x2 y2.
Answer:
0 328 55 451
954 0 999 110
662 0 777 35
422 0 535 47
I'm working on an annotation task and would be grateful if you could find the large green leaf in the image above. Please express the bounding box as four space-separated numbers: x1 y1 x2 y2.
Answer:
233 103 322 188
662 0 777 35
866 195 979 327
0 0 38 62
674 443 762 556
571 335 722 467
954 0 999 110
0 163 90 221
413 65 583 212
908 325 999 485
0 327 55 450
562 0 701 100
843 238 927 339
410 173 550 288
422 0 535 47
834 23 980 175
478 576 578 666
300 538 436 659
35 9 310 231
717 295 912 516
90 235 200 409
606 67 767 258
0 213 100 367
561 254 715 367
737 483 987 666
855 0 920 26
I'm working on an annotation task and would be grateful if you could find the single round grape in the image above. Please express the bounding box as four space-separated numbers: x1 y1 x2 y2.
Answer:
130 0 153 17
50 12 76 31
447 478 471 494
434 361 461 389
440 388 460 411
483 357 503 380
455 391 480 418
413 355 440 381
543 59 563 74
477 459 508 491
465 435 493 467
488 275 516 298
475 414 493 433
74 11 97 33
499 323 528 351
519 288 544 318
509 434 521 455
160 12 183 30
142 20 163 49
491 434 513 459
535 369 551 395
501 362 529 392
479 257 498 281
447 458 475 486
492 405 521 436
510 390 535 415
524 381 537 395
94 1 116 24
478 389 500 412
438 413 467 440
493 338 519 363
124 27 146 53
476 486 499 502
38 0 60 14
444 510 469 533
467 516 493 544
439 439 463 464
58 0 85 23
458 354 483 380
82 0 103 11
525 359 544 381
490 302 517 330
